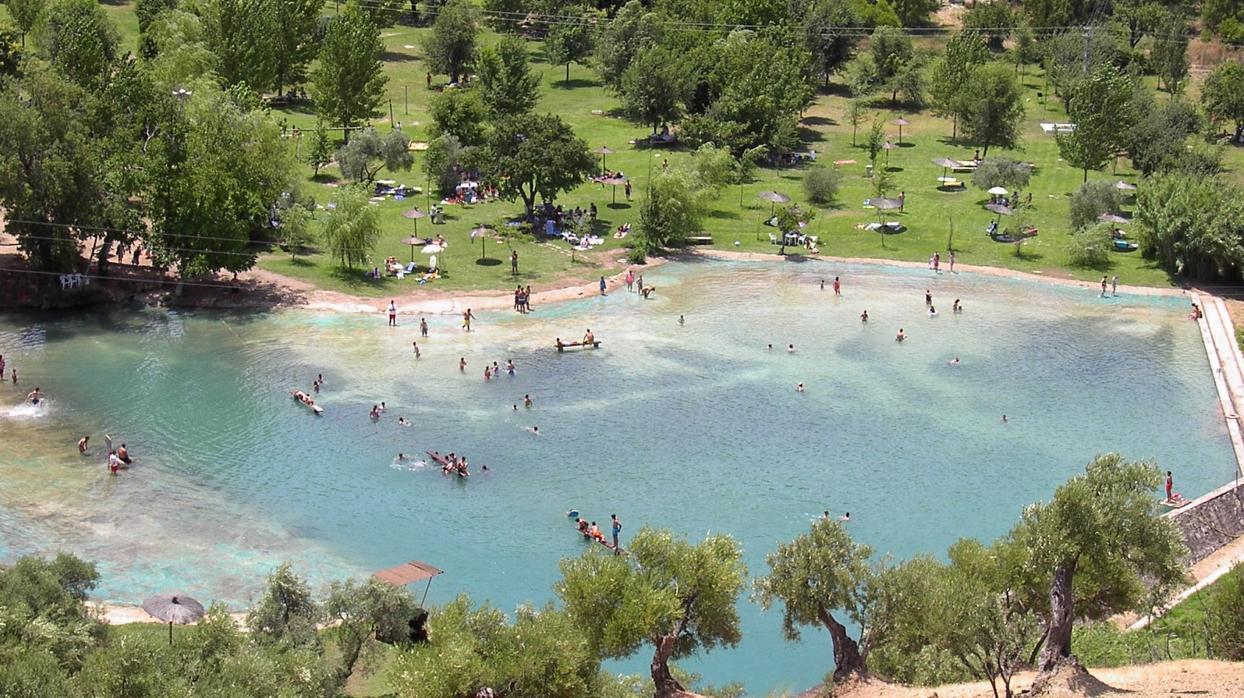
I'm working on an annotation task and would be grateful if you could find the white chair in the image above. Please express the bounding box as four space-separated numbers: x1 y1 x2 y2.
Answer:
59 275 70 289
768 233 778 245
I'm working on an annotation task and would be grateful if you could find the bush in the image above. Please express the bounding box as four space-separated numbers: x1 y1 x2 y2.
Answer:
1209 563 1244 659
970 158 1032 192
1066 222 1114 268
803 166 841 206
1069 180 1122 231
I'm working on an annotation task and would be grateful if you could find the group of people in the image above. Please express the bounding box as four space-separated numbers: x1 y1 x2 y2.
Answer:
927 251 955 273
482 360 516 381
77 434 133 475
513 286 535 313
440 452 472 477
574 513 623 551
0 355 17 386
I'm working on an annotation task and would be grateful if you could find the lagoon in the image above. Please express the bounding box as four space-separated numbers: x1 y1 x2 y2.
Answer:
0 259 1234 693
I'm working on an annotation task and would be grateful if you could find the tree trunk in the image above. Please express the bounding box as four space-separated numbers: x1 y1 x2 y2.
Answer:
1038 563 1076 673
818 606 866 682
650 632 686 698
566 62 571 82
951 113 958 142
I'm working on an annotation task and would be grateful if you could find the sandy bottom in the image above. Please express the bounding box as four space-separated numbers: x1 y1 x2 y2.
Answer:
821 660 1244 698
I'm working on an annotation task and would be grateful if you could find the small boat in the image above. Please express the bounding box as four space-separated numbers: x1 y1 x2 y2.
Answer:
427 450 469 478
291 390 323 415
555 339 602 352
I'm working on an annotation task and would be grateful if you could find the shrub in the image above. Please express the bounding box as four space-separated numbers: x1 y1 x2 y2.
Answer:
970 158 1032 192
1209 563 1244 659
803 166 841 206
1066 222 1114 268
1069 180 1122 231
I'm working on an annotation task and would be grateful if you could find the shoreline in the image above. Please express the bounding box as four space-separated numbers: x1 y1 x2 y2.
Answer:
249 248 1194 317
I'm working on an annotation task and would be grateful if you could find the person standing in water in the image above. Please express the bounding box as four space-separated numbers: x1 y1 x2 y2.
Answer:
78 435 90 454
1165 471 1174 501
420 317 429 337
459 357 467 372
413 341 421 359
462 309 475 331
678 315 685 326
820 279 825 291
1111 276 1119 296
948 250 956 273
611 514 622 550
1100 276 1108 297
924 289 933 306
860 310 868 322
833 277 841 296
599 276 607 295
387 300 397 327
0 354 5 380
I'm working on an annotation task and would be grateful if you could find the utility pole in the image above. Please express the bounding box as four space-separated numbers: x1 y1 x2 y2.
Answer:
1082 25 1092 75
389 99 395 128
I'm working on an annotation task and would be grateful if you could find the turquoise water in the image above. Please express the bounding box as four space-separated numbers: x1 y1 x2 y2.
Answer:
0 260 1235 693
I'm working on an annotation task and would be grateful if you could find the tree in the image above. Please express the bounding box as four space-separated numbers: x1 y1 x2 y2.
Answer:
1043 30 1120 104
8 0 44 45
963 2 1015 49
427 88 488 147
271 0 324 95
319 185 381 269
474 35 539 117
1204 61 1244 143
754 518 876 682
469 113 594 217
423 133 464 197
890 0 938 26
546 7 596 83
312 6 387 144
143 9 218 88
928 32 988 140
1135 174 1244 280
1128 96 1203 176
348 0 403 27
387 595 617 698
1057 68 1136 182
870 26 912 85
151 86 296 277
689 143 741 195
197 0 280 91
308 122 334 176
866 116 885 169
423 0 479 84
1009 454 1186 677
844 99 867 146
336 127 413 183
1066 222 1114 268
35 0 119 90
596 0 663 91
798 0 861 87
247 563 320 649
322 577 416 689
557 528 747 698
1150 14 1188 96
0 70 105 271
637 170 708 253
0 553 103 669
621 46 685 133
970 158 1032 192
960 64 1024 157
1069 180 1122 230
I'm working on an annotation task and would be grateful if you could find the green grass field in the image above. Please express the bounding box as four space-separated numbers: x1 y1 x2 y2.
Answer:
15 3 1244 295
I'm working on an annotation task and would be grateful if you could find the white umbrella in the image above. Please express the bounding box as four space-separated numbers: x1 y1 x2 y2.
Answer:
421 243 443 255
470 226 493 260
987 186 1010 196
142 593 206 645
1115 180 1138 192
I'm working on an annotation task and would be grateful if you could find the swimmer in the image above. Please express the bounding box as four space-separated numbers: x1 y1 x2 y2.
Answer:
1001 414 1008 423
398 417 411 426
823 510 830 519
524 394 533 408
492 361 500 375
484 366 492 381
860 309 868 322
796 382 805 392
895 328 906 342
678 315 685 325
27 387 41 405
506 360 515 375
317 373 324 385
528 426 540 435
953 299 962 313
839 512 851 521
767 343 773 351
512 404 518 411
948 357 960 366
379 402 386 412
420 317 429 336
397 452 408 461
928 306 937 317
459 357 467 372
77 435 90 454
925 289 933 306
787 344 795 353
369 405 381 419
482 464 489 471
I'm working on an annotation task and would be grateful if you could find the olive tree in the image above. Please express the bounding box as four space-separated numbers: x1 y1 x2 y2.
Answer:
246 563 320 650
754 518 877 682
1010 454 1186 678
322 577 417 689
970 158 1032 192
557 528 747 698
1068 180 1122 231
336 128 413 183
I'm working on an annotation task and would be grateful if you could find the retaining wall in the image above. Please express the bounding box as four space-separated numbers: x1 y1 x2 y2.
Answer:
1168 479 1244 565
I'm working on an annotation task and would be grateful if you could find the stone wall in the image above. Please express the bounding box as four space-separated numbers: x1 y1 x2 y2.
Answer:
1168 480 1244 565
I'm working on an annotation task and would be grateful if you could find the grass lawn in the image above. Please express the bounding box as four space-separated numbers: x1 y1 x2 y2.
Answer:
17 4 1244 295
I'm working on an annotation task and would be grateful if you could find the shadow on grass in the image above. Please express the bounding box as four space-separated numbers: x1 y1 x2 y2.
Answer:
556 78 601 89
707 209 741 220
798 127 827 143
606 202 632 210
380 51 419 63
898 142 917 148
328 267 392 290
475 258 503 267
885 166 904 173
288 257 315 267
802 116 837 126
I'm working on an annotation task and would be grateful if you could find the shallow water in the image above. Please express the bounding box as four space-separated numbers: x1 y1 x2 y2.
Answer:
0 260 1234 693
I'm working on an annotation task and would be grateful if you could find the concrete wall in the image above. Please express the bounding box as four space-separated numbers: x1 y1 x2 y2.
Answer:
1168 479 1244 565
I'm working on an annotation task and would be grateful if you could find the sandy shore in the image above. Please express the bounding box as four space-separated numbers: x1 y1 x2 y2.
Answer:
237 248 1193 318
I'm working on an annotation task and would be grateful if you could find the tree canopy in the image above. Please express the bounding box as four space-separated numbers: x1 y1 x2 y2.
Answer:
468 113 595 217
311 6 387 143
474 35 540 117
423 0 480 84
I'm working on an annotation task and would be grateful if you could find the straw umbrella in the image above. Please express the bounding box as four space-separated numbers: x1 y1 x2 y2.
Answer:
985 202 1013 224
1098 213 1130 224
402 208 427 258
756 191 792 241
594 146 614 172
883 141 897 168
892 117 910 145
142 593 206 646
932 157 958 183
865 197 903 247
600 175 627 204
470 226 493 260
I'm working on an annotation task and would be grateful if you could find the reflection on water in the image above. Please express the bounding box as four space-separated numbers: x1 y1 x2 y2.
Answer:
0 260 1234 694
